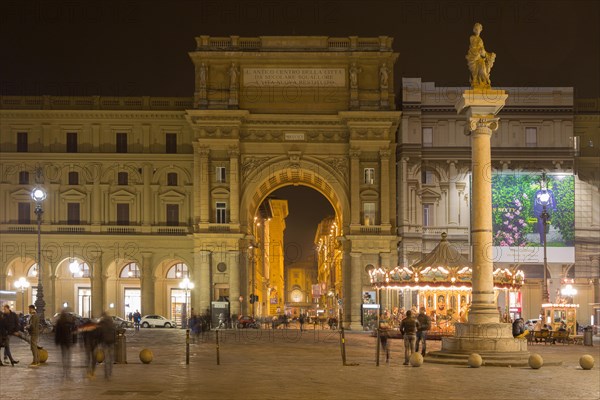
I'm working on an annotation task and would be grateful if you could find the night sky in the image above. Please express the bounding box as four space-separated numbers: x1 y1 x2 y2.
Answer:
1 0 597 264
1 0 598 98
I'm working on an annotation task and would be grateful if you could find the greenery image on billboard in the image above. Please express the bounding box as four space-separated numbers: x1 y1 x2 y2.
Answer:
492 173 574 248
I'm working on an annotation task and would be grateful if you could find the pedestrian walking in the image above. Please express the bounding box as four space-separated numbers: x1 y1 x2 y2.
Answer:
378 320 391 364
133 310 141 331
415 307 431 357
400 310 420 365
1 305 20 366
299 314 305 332
54 308 75 379
98 312 116 380
79 320 100 379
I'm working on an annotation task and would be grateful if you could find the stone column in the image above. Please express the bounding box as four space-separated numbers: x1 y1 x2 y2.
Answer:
91 166 102 226
340 238 352 329
379 148 390 228
142 163 152 226
141 252 155 315
448 160 459 226
591 256 600 327
350 148 361 227
401 157 409 225
228 250 241 316
350 252 363 330
0 272 6 291
91 260 103 318
199 147 210 224
192 143 202 227
195 250 211 314
228 147 240 224
456 90 507 325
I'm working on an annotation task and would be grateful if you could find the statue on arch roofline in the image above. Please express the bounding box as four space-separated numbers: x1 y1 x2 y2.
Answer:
466 22 496 89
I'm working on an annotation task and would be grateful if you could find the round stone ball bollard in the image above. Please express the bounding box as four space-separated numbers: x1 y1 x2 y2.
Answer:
528 353 544 369
579 355 595 370
139 349 154 364
468 353 483 368
38 348 49 364
95 349 105 364
409 352 424 367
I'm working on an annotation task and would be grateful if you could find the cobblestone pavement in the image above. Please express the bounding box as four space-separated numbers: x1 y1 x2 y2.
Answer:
1 327 598 400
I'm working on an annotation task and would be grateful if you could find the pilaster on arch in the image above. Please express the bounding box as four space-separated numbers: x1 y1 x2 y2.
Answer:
240 158 350 233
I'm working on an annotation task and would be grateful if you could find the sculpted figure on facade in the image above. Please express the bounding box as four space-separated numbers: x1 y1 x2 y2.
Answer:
229 62 239 89
349 62 361 89
379 63 389 89
466 23 496 89
199 62 207 88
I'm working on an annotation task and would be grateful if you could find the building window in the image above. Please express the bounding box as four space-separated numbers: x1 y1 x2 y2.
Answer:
363 168 375 185
67 203 80 225
116 133 128 153
422 127 433 147
68 171 79 185
423 204 432 226
166 204 179 226
421 170 434 185
166 263 189 279
216 202 227 224
66 132 78 153
363 202 376 226
18 202 31 224
19 171 29 184
116 203 130 225
166 133 177 154
216 166 226 183
120 262 140 278
526 127 537 147
167 172 178 186
118 172 129 185
17 132 28 152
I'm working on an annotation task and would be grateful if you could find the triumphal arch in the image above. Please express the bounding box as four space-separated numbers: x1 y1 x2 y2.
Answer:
187 36 401 328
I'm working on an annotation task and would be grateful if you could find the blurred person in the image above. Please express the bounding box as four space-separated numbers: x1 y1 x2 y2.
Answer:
133 310 141 331
1 305 20 366
26 305 40 367
98 312 116 380
512 318 529 339
400 310 420 365
79 320 100 379
415 307 431 357
54 308 75 379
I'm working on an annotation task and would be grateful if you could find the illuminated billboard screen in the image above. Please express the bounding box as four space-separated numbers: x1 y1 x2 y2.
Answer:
492 173 574 263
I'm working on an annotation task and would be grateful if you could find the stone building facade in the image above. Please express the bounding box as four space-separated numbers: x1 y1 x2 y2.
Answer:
0 36 597 328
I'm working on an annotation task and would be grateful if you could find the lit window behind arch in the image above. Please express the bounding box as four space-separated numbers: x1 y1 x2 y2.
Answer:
27 263 38 277
70 261 91 278
166 262 189 279
120 262 140 278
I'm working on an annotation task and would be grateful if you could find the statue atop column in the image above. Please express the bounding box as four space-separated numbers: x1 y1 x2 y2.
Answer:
466 23 496 89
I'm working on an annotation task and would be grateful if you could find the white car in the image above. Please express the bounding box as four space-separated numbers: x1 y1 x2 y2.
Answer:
140 315 177 328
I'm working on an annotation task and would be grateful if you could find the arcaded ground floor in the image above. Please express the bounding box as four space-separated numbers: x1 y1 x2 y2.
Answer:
0 328 598 400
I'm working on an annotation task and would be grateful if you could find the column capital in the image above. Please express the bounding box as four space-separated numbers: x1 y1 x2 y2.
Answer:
193 143 210 157
379 148 391 159
228 146 240 158
467 116 499 134
349 148 361 158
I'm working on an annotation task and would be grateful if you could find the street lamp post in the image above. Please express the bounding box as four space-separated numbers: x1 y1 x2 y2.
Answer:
538 173 551 303
14 277 30 314
31 187 47 320
179 277 194 365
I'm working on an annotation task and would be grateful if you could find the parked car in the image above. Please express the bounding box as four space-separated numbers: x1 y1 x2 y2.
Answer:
140 315 177 328
51 311 88 328
111 315 134 329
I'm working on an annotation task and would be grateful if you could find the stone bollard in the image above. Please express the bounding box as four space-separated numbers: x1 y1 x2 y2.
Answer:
95 349 105 363
468 353 483 368
528 353 543 369
409 353 424 367
140 349 153 364
579 355 595 370
38 348 49 363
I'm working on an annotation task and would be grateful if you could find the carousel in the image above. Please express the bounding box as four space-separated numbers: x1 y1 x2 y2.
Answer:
369 233 524 335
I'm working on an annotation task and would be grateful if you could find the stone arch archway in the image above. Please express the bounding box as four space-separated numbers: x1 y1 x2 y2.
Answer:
241 159 349 234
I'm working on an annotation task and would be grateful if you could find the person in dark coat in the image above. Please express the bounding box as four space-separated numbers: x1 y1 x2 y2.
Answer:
54 308 75 378
1 305 20 366
79 320 101 379
98 312 116 379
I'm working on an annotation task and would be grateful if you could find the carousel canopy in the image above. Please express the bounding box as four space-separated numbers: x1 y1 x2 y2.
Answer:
369 233 524 290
